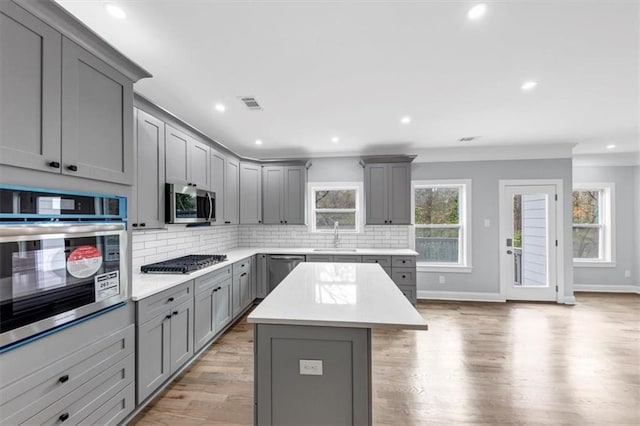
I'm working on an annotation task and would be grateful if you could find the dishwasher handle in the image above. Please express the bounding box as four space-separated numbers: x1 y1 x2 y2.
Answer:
269 255 306 261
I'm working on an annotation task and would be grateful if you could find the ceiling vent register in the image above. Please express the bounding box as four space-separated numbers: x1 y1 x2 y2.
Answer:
240 96 262 110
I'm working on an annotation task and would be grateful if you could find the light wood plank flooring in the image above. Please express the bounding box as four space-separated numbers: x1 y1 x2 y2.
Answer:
132 293 640 425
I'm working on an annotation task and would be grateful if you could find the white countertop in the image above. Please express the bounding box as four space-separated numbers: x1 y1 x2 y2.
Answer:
247 263 428 330
131 247 417 301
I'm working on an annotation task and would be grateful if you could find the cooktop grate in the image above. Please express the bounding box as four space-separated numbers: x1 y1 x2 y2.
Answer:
141 254 227 274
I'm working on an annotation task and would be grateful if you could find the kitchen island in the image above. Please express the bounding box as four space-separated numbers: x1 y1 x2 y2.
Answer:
248 262 427 426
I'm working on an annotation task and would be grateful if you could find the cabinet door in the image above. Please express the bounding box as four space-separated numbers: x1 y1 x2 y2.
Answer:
231 273 242 318
135 109 165 229
387 163 411 224
257 254 268 298
61 37 134 185
283 166 306 224
210 149 225 225
224 157 240 224
0 2 61 173
214 277 233 332
137 314 171 403
188 140 210 190
194 290 215 352
240 162 263 224
262 166 284 224
169 299 194 375
240 271 251 310
365 164 388 224
164 125 189 185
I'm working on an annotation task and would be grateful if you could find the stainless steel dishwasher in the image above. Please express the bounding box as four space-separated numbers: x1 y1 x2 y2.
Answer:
267 255 306 293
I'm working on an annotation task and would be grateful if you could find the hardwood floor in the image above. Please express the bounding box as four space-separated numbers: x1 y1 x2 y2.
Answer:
131 293 640 425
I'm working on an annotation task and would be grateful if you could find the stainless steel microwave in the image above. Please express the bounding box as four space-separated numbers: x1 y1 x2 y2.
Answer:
165 183 215 224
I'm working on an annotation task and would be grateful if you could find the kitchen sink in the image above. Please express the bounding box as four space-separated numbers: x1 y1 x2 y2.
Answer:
312 248 358 252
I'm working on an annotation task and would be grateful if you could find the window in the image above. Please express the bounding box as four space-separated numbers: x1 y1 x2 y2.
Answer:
572 183 614 264
412 180 471 270
309 183 362 233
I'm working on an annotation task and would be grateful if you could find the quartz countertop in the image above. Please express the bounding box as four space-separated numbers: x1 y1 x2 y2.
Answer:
131 247 418 301
247 262 427 330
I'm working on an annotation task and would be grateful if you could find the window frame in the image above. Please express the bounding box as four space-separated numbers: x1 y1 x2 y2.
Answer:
308 182 363 234
411 179 472 272
572 182 615 267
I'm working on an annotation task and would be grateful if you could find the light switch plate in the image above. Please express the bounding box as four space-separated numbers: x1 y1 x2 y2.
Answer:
299 359 323 376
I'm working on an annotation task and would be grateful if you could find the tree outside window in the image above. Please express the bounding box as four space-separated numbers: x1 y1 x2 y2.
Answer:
414 186 461 263
309 184 361 233
572 190 602 259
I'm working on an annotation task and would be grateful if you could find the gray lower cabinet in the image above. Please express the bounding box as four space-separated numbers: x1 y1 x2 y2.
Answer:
136 281 194 403
240 161 263 224
224 157 240 224
1 324 135 426
262 165 307 225
132 108 165 229
210 148 226 225
232 258 253 318
194 266 233 352
364 162 411 225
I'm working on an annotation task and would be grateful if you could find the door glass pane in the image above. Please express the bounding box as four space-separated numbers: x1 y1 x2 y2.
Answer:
512 193 548 287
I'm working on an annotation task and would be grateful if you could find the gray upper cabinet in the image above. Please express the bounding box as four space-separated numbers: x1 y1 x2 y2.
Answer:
364 162 411 225
210 148 225 225
61 37 134 184
0 2 61 174
262 165 306 225
240 162 262 224
164 125 210 190
224 157 240 224
132 109 165 229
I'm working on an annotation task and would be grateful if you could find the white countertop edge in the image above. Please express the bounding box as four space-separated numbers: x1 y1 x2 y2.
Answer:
246 317 428 330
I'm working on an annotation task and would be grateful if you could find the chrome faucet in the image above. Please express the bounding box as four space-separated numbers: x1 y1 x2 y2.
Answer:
333 221 340 248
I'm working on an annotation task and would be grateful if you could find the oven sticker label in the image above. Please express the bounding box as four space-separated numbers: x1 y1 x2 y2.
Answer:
95 271 120 300
67 245 103 278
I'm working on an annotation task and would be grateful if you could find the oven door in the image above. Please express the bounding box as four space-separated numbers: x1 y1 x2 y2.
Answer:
0 223 127 348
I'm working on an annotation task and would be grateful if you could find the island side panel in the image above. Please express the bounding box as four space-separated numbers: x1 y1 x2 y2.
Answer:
255 324 372 426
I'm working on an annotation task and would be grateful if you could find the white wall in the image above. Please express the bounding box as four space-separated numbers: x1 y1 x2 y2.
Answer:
573 165 638 290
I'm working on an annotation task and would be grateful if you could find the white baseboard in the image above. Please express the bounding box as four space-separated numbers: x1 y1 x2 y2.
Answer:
573 284 640 294
417 290 505 303
561 295 576 305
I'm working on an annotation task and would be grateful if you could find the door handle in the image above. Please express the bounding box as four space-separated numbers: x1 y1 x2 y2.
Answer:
506 250 513 254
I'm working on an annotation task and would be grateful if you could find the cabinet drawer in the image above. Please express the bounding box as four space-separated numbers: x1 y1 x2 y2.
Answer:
137 280 193 324
24 353 134 426
195 266 232 294
1 325 134 425
306 255 333 262
79 381 134 426
362 255 392 267
233 257 252 276
391 268 416 285
398 285 417 305
391 256 416 268
332 255 362 263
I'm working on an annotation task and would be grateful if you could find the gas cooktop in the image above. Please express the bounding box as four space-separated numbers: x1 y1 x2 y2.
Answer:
141 254 227 274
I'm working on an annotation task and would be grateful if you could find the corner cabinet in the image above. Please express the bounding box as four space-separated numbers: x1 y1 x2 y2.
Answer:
262 165 307 225
165 125 210 190
1 0 146 185
240 162 262 224
364 162 412 225
131 109 165 229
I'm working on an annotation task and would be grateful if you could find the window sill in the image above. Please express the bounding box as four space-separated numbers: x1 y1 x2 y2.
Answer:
417 264 473 273
573 261 616 268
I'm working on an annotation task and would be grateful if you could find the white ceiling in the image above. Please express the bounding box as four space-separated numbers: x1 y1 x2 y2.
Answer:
56 0 639 160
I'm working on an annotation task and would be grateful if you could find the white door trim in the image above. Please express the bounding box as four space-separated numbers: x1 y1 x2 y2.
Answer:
498 179 565 303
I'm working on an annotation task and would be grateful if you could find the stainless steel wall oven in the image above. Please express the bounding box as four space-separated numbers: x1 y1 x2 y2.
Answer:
0 186 128 350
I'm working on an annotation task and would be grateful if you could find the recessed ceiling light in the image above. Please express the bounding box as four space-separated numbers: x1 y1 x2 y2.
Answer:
105 4 126 20
467 4 487 21
521 80 538 91
331 137 339 143
606 144 616 149
214 103 226 113
255 139 263 145
401 116 411 124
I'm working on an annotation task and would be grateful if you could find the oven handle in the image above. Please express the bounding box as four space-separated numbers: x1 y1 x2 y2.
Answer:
0 223 126 238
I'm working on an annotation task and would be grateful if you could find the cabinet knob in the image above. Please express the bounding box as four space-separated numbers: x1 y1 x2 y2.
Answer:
213 288 218 292
384 220 388 224
280 220 283 224
168 297 174 302
217 286 222 290
172 311 178 316
225 221 231 224
402 260 406 264
165 314 172 320
258 220 261 223
187 182 192 186
59 413 70 422
193 184 197 187
402 275 406 279
140 223 146 227
132 223 138 227
389 220 392 224
284 221 288 224
58 374 69 383
240 272 247 277
67 165 78 172
48 161 60 168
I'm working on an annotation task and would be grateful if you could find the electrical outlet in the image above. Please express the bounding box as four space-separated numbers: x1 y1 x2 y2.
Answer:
439 275 445 284
299 359 323 376
625 270 631 278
